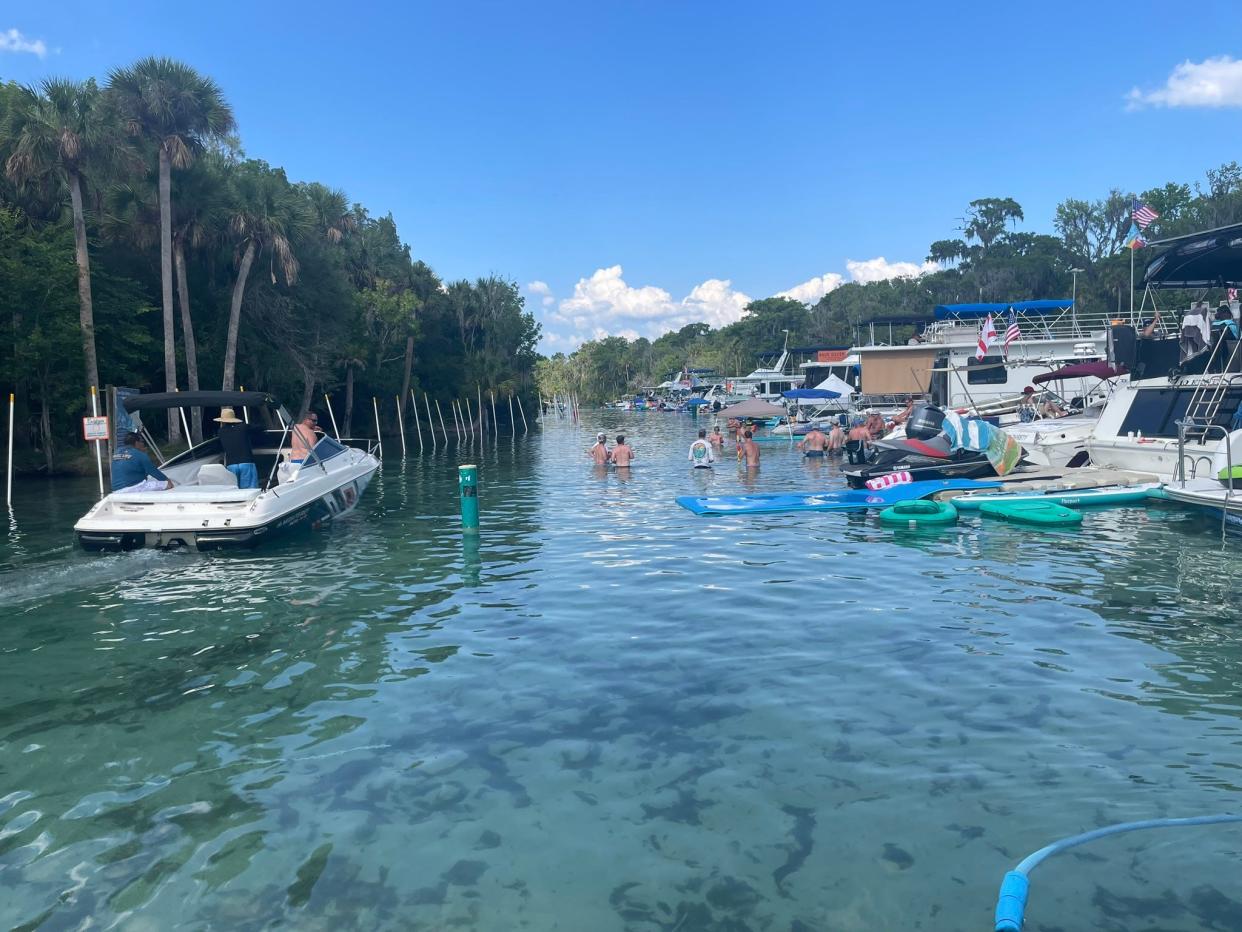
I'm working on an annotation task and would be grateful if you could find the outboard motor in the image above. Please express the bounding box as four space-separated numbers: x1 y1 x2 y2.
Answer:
905 403 946 441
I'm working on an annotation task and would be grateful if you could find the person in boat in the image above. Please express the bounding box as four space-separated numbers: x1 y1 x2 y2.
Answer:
890 398 917 426
216 406 259 489
291 411 322 464
738 429 760 468
1019 386 1039 423
111 432 174 492
708 425 724 448
845 418 870 465
588 432 611 464
797 426 828 457
688 428 715 469
611 435 634 467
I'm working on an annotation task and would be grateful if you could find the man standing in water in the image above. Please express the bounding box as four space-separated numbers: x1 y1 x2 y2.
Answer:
846 419 870 465
688 428 714 468
797 425 828 457
611 435 634 467
588 432 611 464
739 429 760 468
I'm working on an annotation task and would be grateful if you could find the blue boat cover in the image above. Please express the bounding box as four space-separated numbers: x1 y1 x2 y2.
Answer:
933 300 1073 320
782 388 842 399
675 478 1001 516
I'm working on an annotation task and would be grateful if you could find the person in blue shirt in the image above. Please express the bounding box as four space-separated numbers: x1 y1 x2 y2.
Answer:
111 432 174 492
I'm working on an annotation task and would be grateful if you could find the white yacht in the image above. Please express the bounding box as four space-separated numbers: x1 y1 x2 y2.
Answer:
75 391 380 552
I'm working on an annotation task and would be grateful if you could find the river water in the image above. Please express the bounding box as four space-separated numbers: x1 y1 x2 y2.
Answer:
1 413 1240 931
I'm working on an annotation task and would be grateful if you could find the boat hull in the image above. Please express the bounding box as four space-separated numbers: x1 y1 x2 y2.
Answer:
76 459 378 553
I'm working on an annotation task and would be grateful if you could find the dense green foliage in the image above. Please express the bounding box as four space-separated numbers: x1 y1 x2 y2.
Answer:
540 177 1242 405
0 63 539 471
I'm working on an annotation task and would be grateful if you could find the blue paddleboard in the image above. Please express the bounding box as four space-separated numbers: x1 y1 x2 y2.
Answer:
675 478 1001 516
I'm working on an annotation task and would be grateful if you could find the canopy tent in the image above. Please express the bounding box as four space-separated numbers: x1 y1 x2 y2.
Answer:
1031 361 1127 384
685 397 711 406
1143 222 1242 288
933 300 1074 320
781 388 841 400
720 399 786 419
813 374 856 397
122 390 278 412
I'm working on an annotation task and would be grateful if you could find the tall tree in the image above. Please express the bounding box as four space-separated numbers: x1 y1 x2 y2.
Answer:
106 57 235 442
221 161 307 390
4 78 112 393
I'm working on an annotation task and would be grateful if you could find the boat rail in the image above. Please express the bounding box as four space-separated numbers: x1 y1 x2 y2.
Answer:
1176 418 1235 542
919 309 1119 346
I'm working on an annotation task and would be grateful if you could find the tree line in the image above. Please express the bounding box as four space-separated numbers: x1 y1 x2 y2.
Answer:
539 166 1242 405
1 58 540 472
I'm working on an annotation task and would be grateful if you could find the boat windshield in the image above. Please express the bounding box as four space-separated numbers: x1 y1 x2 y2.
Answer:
312 435 349 464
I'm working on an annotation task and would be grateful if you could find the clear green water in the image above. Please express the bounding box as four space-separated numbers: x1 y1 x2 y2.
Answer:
2 414 1242 931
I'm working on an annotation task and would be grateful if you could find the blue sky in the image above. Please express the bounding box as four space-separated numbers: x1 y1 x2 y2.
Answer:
4 2 1242 352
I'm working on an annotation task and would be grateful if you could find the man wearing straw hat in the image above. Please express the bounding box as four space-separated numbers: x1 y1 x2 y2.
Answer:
216 407 258 489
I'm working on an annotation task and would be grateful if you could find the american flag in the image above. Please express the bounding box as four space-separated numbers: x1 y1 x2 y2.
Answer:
1003 308 1021 354
1132 200 1159 230
1230 288 1238 302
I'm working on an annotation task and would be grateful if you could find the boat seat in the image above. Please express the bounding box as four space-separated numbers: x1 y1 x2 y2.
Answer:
196 464 238 487
110 487 262 505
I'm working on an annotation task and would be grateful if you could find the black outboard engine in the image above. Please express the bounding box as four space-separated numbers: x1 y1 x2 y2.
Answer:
905 403 946 441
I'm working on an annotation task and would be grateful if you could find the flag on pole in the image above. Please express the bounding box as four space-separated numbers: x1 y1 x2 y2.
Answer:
976 314 997 361
1003 308 1021 354
1132 200 1159 230
1126 222 1146 250
1229 288 1238 302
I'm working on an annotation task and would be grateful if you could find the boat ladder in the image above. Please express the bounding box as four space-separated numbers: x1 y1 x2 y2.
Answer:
1180 338 1242 442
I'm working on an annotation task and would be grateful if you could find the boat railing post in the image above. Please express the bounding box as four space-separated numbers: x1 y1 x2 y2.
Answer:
1176 419 1187 487
175 389 191 451
372 397 383 460
324 392 341 440
90 386 105 500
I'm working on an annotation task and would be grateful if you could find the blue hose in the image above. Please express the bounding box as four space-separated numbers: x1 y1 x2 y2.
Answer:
993 814 1242 931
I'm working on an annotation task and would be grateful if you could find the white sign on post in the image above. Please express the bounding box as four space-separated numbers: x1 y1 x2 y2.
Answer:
82 416 109 441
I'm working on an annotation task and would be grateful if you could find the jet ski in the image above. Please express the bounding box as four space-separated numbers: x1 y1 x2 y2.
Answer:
843 404 1012 489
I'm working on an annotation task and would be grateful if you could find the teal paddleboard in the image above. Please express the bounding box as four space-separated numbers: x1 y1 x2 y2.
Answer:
676 478 999 516
951 483 1159 511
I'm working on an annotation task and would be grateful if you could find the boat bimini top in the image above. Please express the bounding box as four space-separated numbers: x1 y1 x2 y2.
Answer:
123 390 283 415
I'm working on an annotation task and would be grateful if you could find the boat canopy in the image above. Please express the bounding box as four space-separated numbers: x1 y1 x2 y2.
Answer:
123 390 279 412
1143 222 1242 288
933 300 1074 320
781 388 842 400
1031 361 1127 384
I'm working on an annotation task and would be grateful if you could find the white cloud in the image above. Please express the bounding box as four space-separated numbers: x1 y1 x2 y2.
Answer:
1126 56 1242 109
777 273 845 304
0 28 48 57
536 254 934 352
526 280 555 307
845 256 937 284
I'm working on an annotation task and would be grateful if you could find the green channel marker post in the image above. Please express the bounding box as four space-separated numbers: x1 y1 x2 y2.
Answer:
459 464 479 531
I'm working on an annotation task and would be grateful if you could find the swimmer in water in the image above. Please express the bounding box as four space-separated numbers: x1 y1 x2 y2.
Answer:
588 432 611 465
611 435 634 466
797 426 828 457
688 428 714 468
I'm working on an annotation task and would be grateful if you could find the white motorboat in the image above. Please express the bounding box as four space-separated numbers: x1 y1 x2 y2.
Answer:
75 391 380 552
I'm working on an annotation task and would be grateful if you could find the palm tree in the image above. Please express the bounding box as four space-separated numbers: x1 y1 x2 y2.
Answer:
4 78 112 392
106 57 235 443
221 161 309 391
